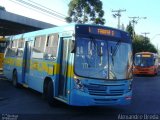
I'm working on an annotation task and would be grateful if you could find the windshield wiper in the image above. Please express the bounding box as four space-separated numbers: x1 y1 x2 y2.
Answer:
112 39 122 56
110 39 122 66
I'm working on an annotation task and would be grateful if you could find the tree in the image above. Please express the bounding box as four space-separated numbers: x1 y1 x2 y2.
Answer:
126 23 157 55
126 22 134 40
0 6 6 11
133 35 157 55
65 0 105 25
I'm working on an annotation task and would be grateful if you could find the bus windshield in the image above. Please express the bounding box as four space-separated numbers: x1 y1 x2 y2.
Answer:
134 54 154 67
74 37 132 80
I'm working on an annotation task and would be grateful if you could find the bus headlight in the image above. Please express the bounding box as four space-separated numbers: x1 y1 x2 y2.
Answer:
74 76 84 91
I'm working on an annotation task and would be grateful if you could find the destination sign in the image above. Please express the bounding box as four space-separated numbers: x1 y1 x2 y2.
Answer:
89 27 121 37
142 54 151 57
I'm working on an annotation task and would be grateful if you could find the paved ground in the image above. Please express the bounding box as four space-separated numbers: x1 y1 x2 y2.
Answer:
0 73 160 120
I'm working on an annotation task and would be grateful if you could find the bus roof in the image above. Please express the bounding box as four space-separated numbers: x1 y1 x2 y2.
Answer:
6 24 130 41
135 52 158 58
6 24 75 40
135 52 157 55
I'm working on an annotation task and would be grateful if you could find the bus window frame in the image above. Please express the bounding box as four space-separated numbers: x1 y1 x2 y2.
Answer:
73 34 132 80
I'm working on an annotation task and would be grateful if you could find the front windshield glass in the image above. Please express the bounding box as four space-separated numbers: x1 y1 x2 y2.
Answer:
74 37 132 80
135 54 154 67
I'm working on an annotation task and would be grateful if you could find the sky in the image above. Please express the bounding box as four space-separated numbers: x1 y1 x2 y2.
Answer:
0 0 160 49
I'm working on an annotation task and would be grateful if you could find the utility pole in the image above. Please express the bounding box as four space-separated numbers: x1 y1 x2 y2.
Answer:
129 16 147 29
142 32 150 38
129 17 139 30
112 9 126 29
129 16 147 39
142 32 150 41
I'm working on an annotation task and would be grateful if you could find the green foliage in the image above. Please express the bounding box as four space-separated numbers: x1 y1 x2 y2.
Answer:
126 22 157 55
65 0 105 25
0 6 6 11
126 22 134 39
133 35 157 55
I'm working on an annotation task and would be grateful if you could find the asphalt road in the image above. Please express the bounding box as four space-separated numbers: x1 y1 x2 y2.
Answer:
0 73 160 120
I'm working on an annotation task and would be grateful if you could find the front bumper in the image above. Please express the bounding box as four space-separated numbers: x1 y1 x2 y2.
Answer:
133 70 156 75
69 89 132 106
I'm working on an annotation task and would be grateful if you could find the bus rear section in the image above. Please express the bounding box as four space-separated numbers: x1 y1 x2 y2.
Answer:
133 52 159 75
3 24 133 106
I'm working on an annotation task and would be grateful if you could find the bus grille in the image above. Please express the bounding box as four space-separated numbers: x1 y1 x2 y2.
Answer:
93 98 119 105
86 84 124 96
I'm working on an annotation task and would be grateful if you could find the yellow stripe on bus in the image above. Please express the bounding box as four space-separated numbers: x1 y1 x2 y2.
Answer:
67 65 74 77
4 58 74 77
15 59 23 67
0 53 4 69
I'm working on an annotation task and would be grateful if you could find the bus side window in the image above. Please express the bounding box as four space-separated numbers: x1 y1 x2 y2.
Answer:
12 40 18 48
17 48 24 57
18 39 25 48
5 48 11 57
44 33 59 60
16 39 25 57
32 35 46 59
6 39 19 57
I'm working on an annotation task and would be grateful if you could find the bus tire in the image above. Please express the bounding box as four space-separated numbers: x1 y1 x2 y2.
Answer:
12 71 20 88
47 80 57 106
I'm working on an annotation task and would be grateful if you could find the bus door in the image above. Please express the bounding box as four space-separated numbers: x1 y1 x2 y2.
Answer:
22 40 32 85
58 38 72 98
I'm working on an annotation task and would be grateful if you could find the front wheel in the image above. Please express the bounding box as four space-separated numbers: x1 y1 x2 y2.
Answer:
46 81 58 106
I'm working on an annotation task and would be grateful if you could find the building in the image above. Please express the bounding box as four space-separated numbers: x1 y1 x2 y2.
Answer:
0 9 56 36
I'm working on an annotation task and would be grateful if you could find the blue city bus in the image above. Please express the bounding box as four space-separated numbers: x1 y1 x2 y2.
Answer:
3 24 133 106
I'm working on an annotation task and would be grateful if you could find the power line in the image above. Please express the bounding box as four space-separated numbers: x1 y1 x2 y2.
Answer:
129 16 147 39
112 9 126 29
129 16 147 29
28 0 66 17
129 17 139 29
15 0 65 19
141 32 150 41
9 0 66 22
142 32 150 37
10 0 65 21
